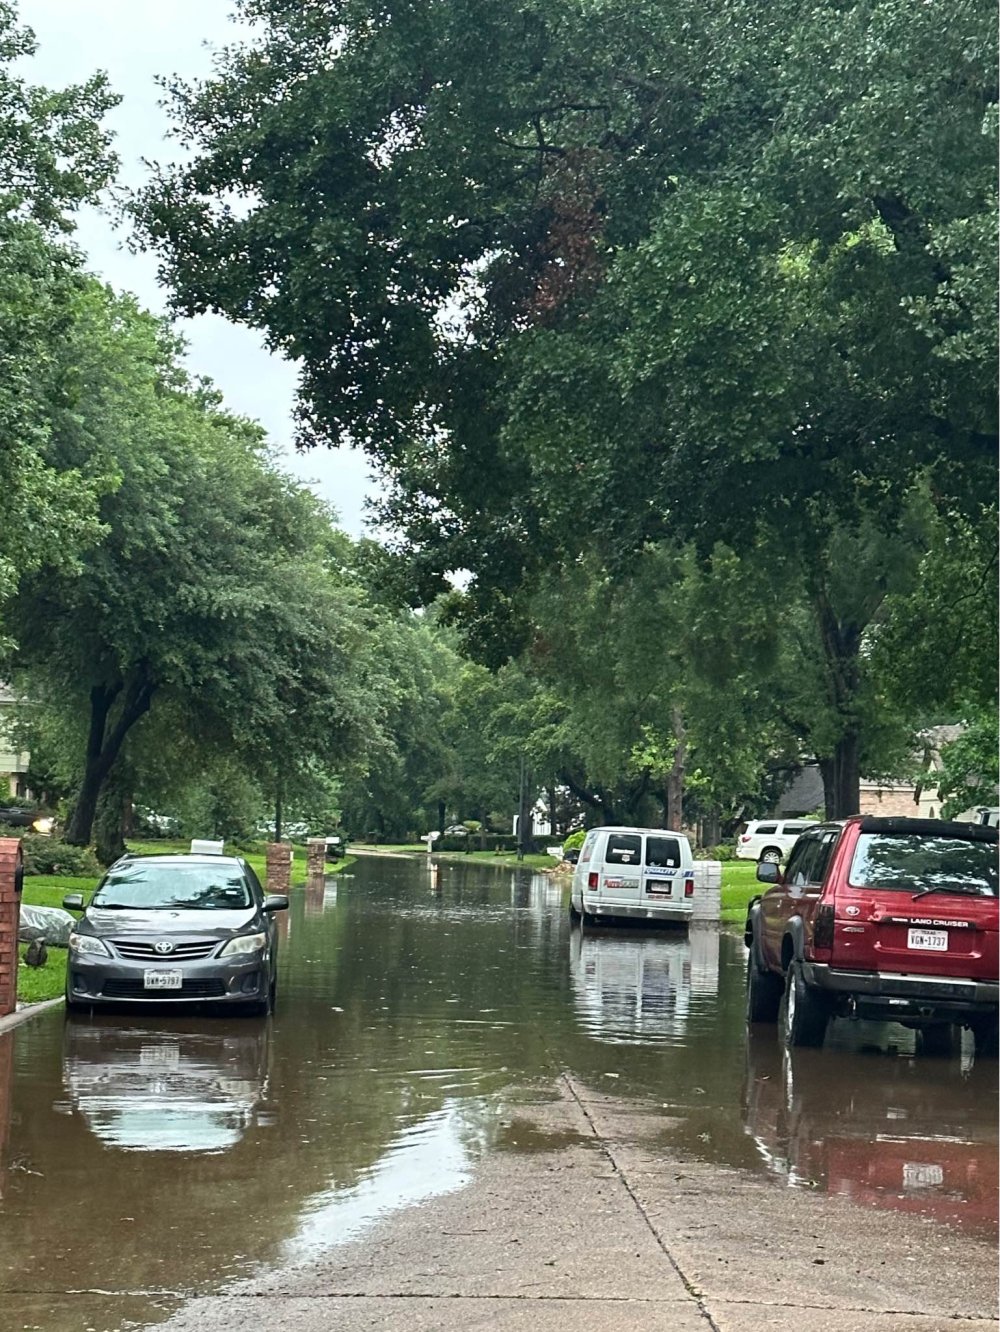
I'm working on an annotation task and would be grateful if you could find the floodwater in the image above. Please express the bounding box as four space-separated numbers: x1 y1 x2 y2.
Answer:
0 855 995 1327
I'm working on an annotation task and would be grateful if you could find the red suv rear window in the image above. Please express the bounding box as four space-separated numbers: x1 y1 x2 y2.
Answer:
849 834 998 897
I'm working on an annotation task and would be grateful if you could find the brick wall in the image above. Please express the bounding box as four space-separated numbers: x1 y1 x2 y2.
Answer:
859 784 923 819
265 842 292 895
0 838 23 1018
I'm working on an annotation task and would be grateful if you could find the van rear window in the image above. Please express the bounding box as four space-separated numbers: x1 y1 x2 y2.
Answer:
605 834 641 865
646 837 681 868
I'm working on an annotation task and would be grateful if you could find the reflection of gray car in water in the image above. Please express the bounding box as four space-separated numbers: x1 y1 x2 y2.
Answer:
62 1019 271 1153
569 928 720 1045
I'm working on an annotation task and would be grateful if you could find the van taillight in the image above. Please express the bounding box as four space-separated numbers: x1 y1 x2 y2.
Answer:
588 872 599 890
813 904 834 950
684 881 694 897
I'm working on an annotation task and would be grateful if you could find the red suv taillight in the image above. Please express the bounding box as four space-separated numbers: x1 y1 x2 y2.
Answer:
739 835 751 843
813 903 834 951
587 872 599 890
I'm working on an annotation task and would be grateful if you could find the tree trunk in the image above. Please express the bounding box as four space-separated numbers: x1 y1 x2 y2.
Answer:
94 765 129 867
665 707 686 830
548 782 558 840
819 729 862 819
812 588 863 820
516 758 538 858
64 671 155 846
437 799 446 834
702 809 721 849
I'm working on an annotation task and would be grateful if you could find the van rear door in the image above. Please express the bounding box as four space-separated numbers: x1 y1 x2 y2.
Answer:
600 833 642 906
643 834 687 904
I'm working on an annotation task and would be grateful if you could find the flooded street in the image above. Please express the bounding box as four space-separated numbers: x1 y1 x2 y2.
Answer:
0 855 996 1332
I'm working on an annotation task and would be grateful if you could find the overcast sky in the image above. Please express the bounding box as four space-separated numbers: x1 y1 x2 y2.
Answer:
20 0 378 538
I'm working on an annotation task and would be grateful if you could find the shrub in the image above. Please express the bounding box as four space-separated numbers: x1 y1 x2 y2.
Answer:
562 829 587 855
18 834 101 878
695 843 736 861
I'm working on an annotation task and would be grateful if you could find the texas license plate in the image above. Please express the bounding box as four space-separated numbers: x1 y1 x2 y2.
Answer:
903 1162 944 1189
143 969 183 990
907 928 947 951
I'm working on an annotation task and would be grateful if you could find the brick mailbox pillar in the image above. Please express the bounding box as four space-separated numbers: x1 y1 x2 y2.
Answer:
306 838 327 879
0 838 24 1018
265 842 293 895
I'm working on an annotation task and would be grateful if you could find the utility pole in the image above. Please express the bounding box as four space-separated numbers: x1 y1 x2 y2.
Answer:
516 754 526 862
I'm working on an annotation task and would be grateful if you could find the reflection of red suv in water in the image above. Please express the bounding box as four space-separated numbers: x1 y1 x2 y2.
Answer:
743 1038 999 1236
744 817 999 1053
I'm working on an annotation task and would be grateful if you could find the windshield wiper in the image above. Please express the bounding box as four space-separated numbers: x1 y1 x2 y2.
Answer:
911 885 981 901
91 901 137 909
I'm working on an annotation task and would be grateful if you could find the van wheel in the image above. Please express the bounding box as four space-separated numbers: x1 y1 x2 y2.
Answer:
746 954 783 1025
782 962 828 1048
568 899 580 921
759 848 781 865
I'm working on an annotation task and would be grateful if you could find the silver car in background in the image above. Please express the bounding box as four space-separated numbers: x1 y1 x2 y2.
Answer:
64 854 288 1015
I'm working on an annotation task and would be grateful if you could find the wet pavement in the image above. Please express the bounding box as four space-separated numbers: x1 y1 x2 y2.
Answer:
0 855 995 1331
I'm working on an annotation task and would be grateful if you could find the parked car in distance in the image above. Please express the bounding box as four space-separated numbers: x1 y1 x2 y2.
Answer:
736 819 817 863
570 826 697 926
0 805 55 834
744 816 999 1053
63 853 288 1015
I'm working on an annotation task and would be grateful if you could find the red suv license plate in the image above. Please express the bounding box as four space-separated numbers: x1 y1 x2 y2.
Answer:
908 928 947 952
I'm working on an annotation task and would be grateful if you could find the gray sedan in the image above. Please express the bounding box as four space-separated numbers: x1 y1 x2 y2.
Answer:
64 854 288 1015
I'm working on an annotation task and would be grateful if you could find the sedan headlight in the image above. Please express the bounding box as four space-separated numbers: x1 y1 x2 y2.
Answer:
68 933 110 957
219 931 267 958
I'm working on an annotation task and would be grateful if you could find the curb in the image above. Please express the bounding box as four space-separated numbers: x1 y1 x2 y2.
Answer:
0 996 63 1037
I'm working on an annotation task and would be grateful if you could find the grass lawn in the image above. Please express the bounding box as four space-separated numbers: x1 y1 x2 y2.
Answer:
720 860 762 926
15 943 66 1004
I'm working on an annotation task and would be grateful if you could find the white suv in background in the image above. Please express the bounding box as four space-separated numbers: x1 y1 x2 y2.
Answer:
735 819 817 863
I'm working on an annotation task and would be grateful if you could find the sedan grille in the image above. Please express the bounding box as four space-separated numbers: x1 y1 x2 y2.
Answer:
111 939 220 961
101 978 228 999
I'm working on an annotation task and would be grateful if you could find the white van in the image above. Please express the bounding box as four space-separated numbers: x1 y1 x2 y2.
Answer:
569 826 696 925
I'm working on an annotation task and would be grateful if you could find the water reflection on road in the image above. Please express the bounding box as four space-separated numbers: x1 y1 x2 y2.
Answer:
0 853 995 1325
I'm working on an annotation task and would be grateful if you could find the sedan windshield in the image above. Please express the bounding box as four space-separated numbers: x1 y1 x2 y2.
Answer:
92 863 252 910
849 834 998 897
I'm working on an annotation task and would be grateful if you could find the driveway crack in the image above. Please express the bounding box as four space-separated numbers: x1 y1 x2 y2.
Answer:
560 1072 722 1331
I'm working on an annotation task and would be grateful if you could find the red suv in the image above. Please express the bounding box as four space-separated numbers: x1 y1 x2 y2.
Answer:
744 817 998 1054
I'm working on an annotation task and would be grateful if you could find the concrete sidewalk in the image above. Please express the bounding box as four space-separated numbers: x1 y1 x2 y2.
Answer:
7 1076 997 1332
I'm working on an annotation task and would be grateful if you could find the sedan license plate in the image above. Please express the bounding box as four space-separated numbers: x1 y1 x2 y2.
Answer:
143 969 183 990
907 928 947 952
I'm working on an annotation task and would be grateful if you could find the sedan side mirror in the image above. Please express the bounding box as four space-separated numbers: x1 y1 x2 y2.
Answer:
756 862 782 885
62 893 85 912
263 894 289 912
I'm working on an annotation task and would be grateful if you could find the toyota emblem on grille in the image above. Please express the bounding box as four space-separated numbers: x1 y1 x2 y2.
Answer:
154 940 175 955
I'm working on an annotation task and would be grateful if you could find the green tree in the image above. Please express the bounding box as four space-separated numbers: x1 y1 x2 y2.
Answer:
135 0 997 817
8 283 372 851
0 4 119 622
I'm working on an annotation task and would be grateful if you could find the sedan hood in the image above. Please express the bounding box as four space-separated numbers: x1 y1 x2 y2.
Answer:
83 906 259 937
